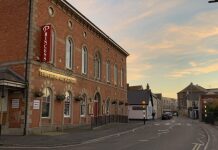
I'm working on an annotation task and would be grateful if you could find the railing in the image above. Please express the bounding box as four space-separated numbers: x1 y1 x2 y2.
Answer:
91 115 128 128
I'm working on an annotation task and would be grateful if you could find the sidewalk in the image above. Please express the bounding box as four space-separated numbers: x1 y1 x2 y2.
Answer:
0 121 146 147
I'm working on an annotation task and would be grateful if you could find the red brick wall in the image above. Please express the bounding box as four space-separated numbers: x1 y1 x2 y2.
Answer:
0 0 128 130
0 0 29 66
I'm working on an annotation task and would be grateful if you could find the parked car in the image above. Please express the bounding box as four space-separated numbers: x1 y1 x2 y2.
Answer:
162 112 173 120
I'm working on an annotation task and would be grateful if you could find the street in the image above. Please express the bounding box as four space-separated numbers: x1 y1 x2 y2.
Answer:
1 117 218 150
64 118 210 150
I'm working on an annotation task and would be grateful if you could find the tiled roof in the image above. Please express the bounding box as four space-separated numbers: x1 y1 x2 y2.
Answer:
127 89 151 105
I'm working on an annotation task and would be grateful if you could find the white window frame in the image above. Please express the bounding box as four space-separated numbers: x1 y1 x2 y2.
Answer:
120 68 123 87
41 88 52 118
50 29 55 64
106 61 110 82
66 37 73 69
114 64 118 85
80 95 87 116
94 53 101 79
64 91 71 118
82 46 88 74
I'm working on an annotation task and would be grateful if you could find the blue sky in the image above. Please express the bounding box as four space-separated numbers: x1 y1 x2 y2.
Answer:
68 0 218 98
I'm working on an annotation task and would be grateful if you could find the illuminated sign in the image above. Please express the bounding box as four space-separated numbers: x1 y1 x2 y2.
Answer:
40 25 51 62
39 68 76 83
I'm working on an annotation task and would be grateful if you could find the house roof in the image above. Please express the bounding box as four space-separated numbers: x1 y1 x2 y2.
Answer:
178 83 207 94
127 89 151 105
0 68 25 88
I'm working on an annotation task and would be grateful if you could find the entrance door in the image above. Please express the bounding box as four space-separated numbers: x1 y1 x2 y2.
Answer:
8 98 21 128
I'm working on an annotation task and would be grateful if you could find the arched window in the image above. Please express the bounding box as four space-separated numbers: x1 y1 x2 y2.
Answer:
82 46 88 74
64 91 72 117
42 88 52 118
50 28 55 64
66 37 73 69
114 64 118 85
106 99 110 115
80 94 87 116
94 52 101 79
120 68 124 87
106 61 110 82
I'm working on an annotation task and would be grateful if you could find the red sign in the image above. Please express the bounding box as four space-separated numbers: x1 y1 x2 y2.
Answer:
40 25 51 62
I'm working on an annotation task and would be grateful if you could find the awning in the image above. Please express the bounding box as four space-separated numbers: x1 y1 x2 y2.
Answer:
0 68 25 88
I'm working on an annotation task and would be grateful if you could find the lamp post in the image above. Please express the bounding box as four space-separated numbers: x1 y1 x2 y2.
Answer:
142 100 147 125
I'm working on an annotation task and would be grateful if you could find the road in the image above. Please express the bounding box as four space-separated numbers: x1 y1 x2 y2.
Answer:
54 117 216 150
1 117 218 150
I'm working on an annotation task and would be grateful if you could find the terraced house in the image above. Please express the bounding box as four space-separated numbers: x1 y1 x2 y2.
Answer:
0 0 129 135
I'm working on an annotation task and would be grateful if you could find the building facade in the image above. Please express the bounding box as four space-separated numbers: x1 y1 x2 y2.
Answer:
127 84 156 120
177 83 207 118
0 0 129 135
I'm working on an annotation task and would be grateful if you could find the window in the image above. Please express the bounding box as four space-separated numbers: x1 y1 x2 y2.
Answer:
42 88 52 118
106 61 110 82
82 46 88 74
120 68 124 87
50 28 55 64
114 64 118 85
66 37 73 69
106 99 110 115
94 52 101 79
64 91 71 117
80 94 87 116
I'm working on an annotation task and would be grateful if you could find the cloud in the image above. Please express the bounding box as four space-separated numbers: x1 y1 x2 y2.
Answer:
127 53 152 81
167 59 218 78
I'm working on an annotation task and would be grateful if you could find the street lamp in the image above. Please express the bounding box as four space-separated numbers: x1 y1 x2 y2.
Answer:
142 100 147 125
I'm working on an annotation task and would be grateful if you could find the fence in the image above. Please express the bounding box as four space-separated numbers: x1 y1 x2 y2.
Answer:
91 115 128 128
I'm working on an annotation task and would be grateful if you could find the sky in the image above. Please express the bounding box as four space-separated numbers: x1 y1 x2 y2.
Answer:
67 0 218 98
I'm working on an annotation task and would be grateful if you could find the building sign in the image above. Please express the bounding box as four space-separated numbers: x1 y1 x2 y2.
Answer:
12 99 19 108
33 100 40 110
39 68 76 83
40 25 51 62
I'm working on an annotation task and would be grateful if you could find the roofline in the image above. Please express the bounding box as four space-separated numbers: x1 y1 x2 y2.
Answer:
60 0 129 56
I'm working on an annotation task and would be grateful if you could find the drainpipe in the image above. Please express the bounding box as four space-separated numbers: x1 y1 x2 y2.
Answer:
23 0 32 136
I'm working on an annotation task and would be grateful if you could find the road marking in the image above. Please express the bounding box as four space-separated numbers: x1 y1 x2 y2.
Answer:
171 120 175 123
158 132 168 135
203 127 210 150
138 139 149 142
154 123 160 126
187 123 192 126
176 123 181 126
164 122 171 125
158 129 169 132
192 143 202 150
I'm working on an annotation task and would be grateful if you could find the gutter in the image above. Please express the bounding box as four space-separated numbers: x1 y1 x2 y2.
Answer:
23 0 32 136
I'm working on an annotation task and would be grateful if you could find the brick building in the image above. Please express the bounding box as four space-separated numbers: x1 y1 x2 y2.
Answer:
0 0 129 135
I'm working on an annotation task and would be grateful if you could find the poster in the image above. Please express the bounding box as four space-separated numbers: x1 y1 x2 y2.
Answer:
12 99 19 108
33 100 40 110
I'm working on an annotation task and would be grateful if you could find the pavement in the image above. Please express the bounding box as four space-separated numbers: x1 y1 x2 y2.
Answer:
0 121 148 148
